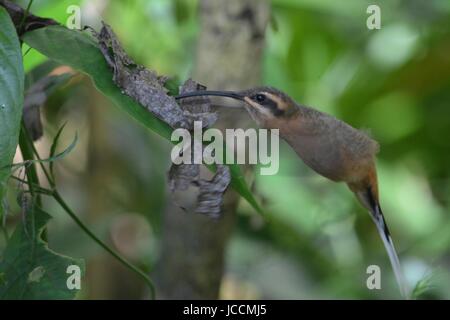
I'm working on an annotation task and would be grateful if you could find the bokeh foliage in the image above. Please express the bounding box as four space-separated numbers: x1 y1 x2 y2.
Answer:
3 0 449 299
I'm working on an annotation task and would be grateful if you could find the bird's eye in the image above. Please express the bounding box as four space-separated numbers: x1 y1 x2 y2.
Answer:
254 94 266 103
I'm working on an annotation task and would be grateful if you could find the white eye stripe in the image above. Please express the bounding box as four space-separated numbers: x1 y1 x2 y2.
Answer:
263 92 286 109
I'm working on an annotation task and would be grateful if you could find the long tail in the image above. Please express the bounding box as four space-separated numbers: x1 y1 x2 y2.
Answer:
366 191 409 298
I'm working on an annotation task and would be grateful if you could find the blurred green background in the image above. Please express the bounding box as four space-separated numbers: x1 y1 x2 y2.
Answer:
8 0 450 299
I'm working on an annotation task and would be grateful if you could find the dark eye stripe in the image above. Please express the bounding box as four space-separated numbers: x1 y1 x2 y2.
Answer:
250 93 285 117
263 99 284 116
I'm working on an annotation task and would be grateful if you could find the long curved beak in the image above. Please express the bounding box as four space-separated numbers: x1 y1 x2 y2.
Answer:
175 90 244 101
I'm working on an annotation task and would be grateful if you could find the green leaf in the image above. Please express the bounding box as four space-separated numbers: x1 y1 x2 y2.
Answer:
0 8 25 217
164 76 182 96
0 206 85 299
229 164 265 216
23 26 173 139
23 26 266 216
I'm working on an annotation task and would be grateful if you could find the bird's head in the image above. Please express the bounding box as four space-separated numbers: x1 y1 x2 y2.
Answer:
175 86 299 126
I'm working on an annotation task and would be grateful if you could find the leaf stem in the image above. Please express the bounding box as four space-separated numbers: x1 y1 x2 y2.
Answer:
18 0 34 35
21 123 55 188
18 123 41 207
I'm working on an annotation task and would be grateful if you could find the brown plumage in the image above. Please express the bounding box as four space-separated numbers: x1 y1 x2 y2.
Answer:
175 86 409 297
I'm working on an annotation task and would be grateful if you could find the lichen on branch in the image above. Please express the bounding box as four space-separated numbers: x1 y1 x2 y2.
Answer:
94 22 230 218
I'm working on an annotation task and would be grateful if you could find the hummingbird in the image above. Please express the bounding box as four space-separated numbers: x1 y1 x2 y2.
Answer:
175 86 409 298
